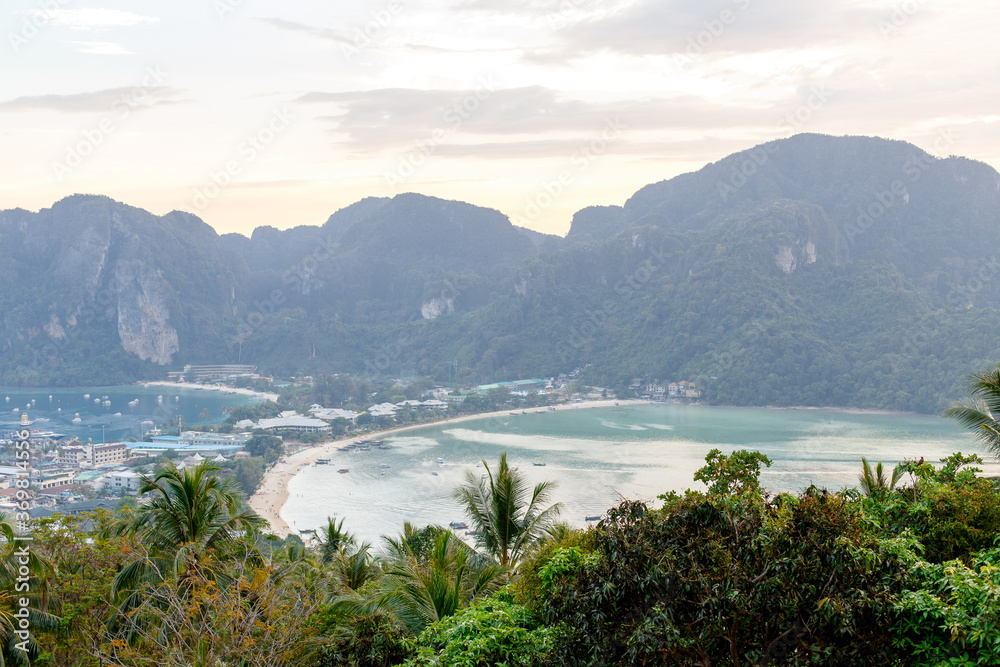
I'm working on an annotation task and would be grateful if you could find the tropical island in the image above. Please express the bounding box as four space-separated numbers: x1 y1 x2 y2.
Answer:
4 366 1000 666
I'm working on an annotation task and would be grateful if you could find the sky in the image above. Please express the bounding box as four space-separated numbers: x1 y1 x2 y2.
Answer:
2 0 999 237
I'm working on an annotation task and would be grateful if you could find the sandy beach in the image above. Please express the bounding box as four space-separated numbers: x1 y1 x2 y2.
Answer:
142 381 279 403
249 399 643 537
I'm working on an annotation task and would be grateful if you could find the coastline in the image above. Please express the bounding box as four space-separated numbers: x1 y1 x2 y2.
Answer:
141 381 279 403
248 398 644 537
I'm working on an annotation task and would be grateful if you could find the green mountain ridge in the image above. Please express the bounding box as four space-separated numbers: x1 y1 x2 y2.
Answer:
2 133 999 413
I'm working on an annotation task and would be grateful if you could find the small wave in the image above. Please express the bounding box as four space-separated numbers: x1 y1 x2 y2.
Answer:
598 420 647 431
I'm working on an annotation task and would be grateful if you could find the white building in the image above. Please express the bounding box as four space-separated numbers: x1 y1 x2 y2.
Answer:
309 405 359 421
58 446 88 467
102 471 144 493
178 431 252 448
255 416 331 433
367 403 398 418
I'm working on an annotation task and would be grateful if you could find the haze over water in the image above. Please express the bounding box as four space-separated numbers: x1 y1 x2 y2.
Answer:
283 404 1000 545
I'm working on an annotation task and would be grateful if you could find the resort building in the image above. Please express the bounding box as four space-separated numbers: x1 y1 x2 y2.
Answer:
255 415 331 433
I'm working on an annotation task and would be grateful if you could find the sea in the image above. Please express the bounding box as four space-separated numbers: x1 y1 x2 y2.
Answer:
281 403 1000 546
0 385 254 443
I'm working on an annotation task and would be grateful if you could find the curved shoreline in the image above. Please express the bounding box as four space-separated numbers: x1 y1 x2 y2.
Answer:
248 399 643 536
248 400 976 537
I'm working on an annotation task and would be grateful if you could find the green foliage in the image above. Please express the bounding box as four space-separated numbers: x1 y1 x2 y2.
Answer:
537 547 599 590
225 400 284 425
231 457 266 496
403 593 559 667
244 434 285 462
313 611 411 667
537 491 912 665
894 546 1000 666
866 453 1000 563
692 448 773 496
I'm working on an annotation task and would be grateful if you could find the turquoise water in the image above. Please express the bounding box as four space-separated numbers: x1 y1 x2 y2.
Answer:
0 385 253 442
282 404 1000 545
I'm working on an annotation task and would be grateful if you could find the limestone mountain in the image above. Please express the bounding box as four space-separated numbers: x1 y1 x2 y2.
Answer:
2 134 1000 413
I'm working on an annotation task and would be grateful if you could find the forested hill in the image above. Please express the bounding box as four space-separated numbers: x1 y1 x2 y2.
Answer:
3 133 1000 413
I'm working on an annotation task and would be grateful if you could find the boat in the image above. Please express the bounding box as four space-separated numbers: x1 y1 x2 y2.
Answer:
316 458 330 465
94 398 101 404
533 462 546 466
113 412 121 416
379 463 390 469
585 515 601 522
436 458 444 464
449 521 468 530
337 468 349 474
509 411 519 415
72 413 82 423
548 406 556 411
12 408 18 413
431 472 438 476
29 430 66 440
128 399 139 407
83 394 90 399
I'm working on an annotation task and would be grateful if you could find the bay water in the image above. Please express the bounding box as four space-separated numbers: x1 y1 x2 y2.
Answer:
282 404 1000 545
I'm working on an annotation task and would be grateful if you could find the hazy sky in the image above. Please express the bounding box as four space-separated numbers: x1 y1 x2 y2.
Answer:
2 0 998 237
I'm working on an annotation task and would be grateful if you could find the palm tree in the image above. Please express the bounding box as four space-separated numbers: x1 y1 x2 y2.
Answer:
316 516 356 564
453 453 562 567
373 527 503 634
108 460 265 604
858 457 903 499
945 364 1000 458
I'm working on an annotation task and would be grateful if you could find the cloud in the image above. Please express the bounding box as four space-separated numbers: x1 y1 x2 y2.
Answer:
21 8 160 31
297 85 802 157
0 86 187 114
257 17 351 44
535 0 889 61
69 41 133 55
